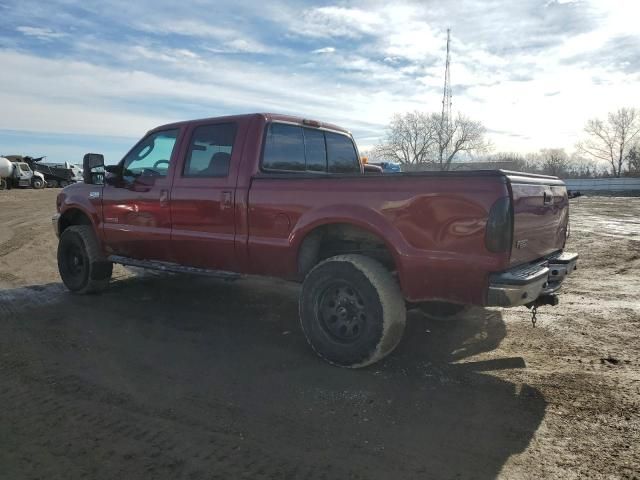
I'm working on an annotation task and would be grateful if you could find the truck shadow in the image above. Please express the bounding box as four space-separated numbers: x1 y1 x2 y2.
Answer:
0 274 546 480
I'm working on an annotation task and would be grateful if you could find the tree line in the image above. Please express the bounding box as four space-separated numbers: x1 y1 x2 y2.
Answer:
368 107 640 178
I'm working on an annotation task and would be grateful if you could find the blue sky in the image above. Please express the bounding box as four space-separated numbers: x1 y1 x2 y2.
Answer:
0 0 639 163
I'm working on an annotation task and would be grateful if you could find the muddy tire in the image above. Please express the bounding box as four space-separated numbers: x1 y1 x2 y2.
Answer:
31 177 45 189
418 301 469 321
57 225 112 294
299 254 406 368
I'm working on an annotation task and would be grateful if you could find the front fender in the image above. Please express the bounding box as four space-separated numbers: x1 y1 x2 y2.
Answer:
57 184 103 237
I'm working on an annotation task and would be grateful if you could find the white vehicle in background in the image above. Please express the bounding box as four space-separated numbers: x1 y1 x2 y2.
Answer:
42 161 84 183
0 157 46 189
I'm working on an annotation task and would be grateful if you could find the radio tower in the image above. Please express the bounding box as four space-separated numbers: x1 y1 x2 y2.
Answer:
440 28 452 168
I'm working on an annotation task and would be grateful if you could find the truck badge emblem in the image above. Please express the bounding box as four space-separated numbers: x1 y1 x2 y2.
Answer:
89 191 100 198
516 239 528 249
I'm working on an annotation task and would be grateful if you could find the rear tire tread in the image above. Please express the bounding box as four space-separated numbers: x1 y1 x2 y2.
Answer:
300 254 406 368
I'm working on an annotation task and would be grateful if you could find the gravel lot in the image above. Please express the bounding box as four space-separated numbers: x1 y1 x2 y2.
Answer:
0 189 638 479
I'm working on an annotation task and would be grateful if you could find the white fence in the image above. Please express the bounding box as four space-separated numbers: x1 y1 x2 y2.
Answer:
563 177 640 192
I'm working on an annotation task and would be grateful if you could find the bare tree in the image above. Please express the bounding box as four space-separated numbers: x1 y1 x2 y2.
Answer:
539 148 571 177
485 152 529 171
626 145 640 177
577 107 640 177
485 151 601 178
433 113 489 171
373 111 437 166
567 154 599 178
373 111 488 170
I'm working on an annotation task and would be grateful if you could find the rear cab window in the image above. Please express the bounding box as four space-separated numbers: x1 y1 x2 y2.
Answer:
262 123 305 171
326 131 359 173
261 122 359 174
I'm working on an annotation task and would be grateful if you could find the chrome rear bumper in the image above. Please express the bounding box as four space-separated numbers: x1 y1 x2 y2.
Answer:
487 251 578 307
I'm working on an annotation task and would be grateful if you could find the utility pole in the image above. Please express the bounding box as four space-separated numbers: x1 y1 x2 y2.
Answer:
440 28 452 169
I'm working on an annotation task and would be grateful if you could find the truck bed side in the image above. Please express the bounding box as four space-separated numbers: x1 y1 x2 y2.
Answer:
245 172 511 305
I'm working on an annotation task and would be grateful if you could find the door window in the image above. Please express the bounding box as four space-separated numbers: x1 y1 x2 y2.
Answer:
122 129 179 180
183 123 237 177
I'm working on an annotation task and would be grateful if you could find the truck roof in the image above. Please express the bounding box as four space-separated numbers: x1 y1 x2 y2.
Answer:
150 113 351 135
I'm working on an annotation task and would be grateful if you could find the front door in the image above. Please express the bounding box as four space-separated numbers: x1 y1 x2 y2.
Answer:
102 128 180 261
170 122 240 271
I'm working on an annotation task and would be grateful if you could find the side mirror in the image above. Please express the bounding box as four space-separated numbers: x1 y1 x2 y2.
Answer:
364 164 383 175
83 153 105 184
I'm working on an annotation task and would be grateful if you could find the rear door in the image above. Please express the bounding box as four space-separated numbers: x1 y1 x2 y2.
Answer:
507 173 569 266
169 121 242 271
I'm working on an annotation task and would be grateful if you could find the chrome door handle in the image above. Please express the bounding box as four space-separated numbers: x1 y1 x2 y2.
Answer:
221 191 232 210
160 189 169 206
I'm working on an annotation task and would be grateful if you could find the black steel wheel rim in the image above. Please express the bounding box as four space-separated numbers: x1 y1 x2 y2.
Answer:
62 241 86 278
317 281 367 343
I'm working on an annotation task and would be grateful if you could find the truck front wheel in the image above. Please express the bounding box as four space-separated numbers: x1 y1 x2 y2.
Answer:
299 254 406 368
57 225 112 294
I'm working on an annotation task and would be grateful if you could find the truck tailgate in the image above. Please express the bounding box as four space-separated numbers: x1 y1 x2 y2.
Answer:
507 173 569 266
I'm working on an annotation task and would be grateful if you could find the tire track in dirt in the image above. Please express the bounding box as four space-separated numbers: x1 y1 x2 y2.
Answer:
0 283 65 316
0 356 364 480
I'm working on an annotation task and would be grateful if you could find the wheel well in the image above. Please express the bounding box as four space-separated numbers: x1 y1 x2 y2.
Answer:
59 209 92 234
297 223 396 278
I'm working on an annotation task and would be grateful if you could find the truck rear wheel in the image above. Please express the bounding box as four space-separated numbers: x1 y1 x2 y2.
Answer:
57 225 112 294
299 254 406 368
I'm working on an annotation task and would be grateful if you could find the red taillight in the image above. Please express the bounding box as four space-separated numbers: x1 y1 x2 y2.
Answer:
485 197 513 253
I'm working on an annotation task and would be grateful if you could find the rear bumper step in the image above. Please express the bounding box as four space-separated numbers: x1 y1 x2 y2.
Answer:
487 252 578 307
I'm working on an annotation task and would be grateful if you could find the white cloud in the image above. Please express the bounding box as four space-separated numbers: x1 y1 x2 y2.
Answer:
311 47 336 54
222 38 272 54
16 26 66 40
290 6 383 38
0 49 391 139
136 19 272 54
3 0 640 157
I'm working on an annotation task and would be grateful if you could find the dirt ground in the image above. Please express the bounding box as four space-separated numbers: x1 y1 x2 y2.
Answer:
0 189 638 479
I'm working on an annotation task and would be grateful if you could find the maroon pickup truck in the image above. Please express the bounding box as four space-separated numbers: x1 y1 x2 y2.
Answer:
53 113 578 367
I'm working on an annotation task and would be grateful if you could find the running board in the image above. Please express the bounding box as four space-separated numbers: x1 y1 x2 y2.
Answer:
108 255 241 281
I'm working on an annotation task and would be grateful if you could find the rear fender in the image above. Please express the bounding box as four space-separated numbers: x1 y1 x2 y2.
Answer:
290 205 408 279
